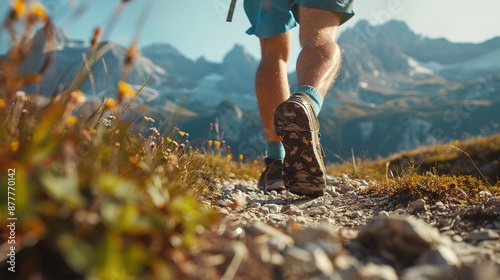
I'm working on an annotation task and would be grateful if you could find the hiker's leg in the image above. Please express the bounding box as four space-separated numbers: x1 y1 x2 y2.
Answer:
296 6 343 98
256 31 291 144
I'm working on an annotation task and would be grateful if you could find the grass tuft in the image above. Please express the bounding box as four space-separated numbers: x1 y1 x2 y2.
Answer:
328 136 500 207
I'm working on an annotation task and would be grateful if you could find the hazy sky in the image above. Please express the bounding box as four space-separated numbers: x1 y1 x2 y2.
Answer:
2 0 500 70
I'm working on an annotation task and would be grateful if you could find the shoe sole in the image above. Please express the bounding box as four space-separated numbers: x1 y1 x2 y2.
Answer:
274 97 325 198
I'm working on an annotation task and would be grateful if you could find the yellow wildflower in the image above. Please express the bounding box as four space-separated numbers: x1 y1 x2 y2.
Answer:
207 140 213 148
10 141 20 153
30 2 47 22
128 154 141 167
71 90 86 105
226 154 233 161
214 140 221 149
12 0 27 18
165 137 173 144
117 81 135 98
124 43 139 66
105 99 117 109
0 98 6 109
67 115 78 125
239 154 244 161
178 130 187 137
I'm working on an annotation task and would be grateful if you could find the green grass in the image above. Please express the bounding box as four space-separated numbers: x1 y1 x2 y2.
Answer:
327 134 500 206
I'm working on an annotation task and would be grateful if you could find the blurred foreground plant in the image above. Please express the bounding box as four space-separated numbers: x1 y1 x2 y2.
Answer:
0 1 219 279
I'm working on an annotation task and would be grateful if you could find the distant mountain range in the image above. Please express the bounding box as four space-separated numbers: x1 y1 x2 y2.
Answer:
9 20 500 161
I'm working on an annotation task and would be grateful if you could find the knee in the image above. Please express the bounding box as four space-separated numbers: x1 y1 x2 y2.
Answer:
260 35 290 62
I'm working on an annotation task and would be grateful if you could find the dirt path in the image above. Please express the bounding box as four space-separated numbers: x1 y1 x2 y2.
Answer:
191 176 500 280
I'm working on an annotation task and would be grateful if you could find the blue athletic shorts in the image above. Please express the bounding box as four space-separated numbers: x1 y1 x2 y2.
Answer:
244 0 355 38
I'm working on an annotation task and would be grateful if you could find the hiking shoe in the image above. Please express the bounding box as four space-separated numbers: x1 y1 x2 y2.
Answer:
274 93 326 198
257 158 285 191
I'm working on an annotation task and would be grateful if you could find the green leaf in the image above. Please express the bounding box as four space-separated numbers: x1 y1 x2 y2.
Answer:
57 233 94 273
39 165 84 208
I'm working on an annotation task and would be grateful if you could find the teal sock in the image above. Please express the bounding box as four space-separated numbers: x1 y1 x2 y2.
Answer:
266 141 285 160
297 85 323 116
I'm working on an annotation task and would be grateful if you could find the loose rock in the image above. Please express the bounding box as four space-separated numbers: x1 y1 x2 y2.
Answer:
408 198 427 214
193 178 500 280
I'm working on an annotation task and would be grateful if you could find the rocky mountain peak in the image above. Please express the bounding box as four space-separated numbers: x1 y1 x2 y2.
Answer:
31 25 82 52
380 20 413 35
218 44 258 96
222 44 258 68
142 43 181 56
34 25 73 43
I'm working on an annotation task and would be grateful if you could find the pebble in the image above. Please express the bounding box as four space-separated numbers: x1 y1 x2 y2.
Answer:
357 216 442 260
312 246 334 274
452 235 463 242
326 175 340 185
401 264 444 280
264 204 281 214
269 214 285 221
467 229 500 241
281 204 304 216
247 222 294 246
325 186 339 197
433 201 447 212
339 183 356 193
378 210 390 217
361 263 398 280
201 178 500 280
416 245 462 277
345 210 364 219
438 219 455 231
334 255 363 280
247 202 261 208
408 198 426 213
394 208 407 215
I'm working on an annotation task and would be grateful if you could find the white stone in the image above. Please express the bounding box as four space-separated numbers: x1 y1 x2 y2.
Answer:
357 216 442 260
416 245 462 277
408 198 426 214
361 263 398 280
312 246 334 274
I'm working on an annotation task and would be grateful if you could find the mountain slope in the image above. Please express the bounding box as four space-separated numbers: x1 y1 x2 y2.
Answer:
5 20 500 160
334 20 500 100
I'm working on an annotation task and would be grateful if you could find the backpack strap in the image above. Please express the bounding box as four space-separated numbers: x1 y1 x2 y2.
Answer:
226 0 237 22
